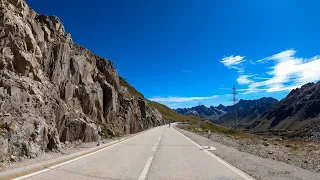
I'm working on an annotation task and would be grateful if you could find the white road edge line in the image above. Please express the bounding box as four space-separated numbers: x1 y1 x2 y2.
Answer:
174 128 256 180
159 129 164 141
138 157 154 180
12 134 139 180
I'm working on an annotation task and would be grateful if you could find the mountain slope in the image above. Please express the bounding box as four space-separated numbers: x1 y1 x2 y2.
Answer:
250 82 320 140
149 101 201 121
0 0 163 160
119 77 144 98
118 77 199 121
216 97 279 127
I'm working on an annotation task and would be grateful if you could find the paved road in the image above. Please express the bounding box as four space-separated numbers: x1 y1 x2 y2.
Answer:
22 125 253 180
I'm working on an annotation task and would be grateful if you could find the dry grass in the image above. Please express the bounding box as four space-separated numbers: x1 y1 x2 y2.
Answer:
148 101 201 122
119 77 145 98
185 120 247 137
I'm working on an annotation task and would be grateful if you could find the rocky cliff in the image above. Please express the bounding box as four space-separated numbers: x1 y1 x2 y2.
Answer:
0 0 163 161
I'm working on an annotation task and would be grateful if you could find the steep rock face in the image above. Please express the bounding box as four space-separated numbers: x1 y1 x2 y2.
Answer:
0 0 163 160
251 82 320 137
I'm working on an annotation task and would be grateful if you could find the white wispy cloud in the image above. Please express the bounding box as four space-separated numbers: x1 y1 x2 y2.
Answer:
237 75 253 85
220 55 245 69
238 49 320 93
252 77 269 80
237 88 268 94
149 95 219 103
258 49 296 63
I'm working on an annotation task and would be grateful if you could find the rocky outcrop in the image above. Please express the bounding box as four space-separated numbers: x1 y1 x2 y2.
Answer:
0 0 163 161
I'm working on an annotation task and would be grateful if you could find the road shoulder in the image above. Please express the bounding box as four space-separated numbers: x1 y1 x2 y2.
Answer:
0 134 137 180
176 127 320 180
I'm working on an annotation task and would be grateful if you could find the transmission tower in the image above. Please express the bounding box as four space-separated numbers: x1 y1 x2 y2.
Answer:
232 85 239 128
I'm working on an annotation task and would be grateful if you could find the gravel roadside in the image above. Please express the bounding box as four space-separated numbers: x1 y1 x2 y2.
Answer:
176 126 320 180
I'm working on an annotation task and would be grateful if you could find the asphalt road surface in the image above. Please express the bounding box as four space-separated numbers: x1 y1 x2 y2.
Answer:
21 125 254 180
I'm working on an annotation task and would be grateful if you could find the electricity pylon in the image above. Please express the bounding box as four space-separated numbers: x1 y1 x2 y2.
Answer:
232 85 239 128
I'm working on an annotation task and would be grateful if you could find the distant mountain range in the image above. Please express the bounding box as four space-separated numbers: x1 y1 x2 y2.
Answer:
175 97 279 126
215 97 279 128
175 105 226 120
175 82 320 140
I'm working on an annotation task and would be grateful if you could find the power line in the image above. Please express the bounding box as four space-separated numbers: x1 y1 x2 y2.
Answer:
231 85 239 128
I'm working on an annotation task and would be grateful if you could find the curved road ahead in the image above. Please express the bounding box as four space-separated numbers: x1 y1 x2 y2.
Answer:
21 125 254 180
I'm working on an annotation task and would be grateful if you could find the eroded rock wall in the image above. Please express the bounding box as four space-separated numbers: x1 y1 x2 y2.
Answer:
0 0 163 160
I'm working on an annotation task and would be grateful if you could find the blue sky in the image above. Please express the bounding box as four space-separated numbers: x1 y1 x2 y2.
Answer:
28 0 320 108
